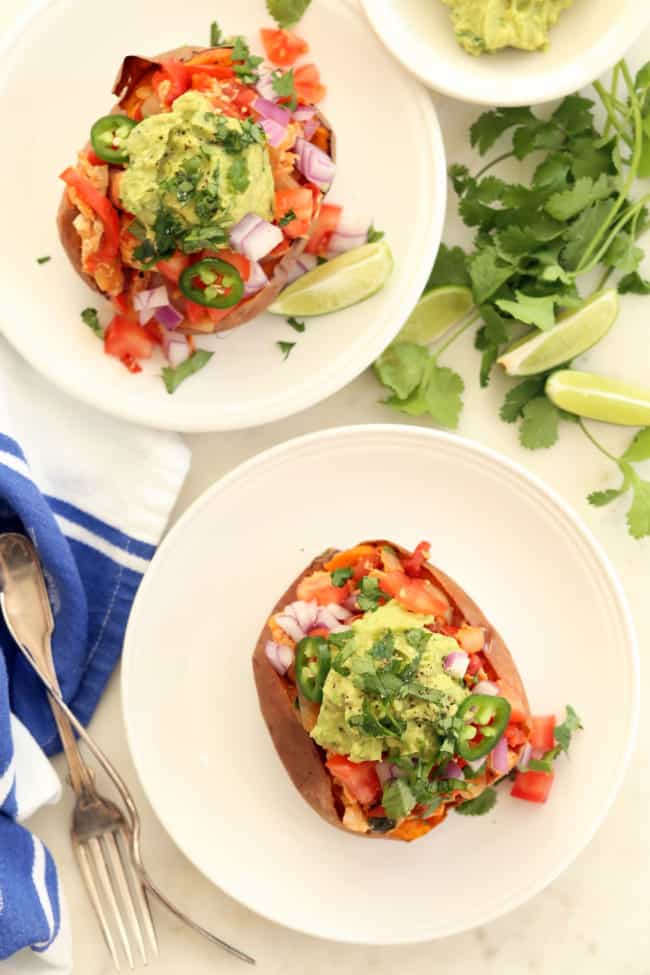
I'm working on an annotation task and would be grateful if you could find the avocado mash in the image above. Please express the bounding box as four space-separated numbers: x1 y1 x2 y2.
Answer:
311 602 469 762
441 0 574 56
120 91 274 248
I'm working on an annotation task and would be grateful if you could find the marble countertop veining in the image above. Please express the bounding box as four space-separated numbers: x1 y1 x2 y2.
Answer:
3 1 649 971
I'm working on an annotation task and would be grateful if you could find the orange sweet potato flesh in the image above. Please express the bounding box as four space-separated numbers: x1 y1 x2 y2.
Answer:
252 540 530 842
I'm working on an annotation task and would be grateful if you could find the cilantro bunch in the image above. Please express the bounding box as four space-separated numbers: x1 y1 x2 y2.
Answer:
375 60 650 539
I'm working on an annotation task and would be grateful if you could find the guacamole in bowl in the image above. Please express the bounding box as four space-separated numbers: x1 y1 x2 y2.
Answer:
441 0 574 56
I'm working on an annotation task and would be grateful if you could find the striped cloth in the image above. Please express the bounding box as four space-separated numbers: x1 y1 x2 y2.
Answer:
0 340 190 971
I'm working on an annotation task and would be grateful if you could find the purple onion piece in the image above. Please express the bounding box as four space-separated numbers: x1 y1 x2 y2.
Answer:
274 614 305 644
155 304 184 331
260 117 287 148
230 213 263 252
254 95 291 127
133 285 168 312
490 734 509 775
473 680 500 696
517 742 533 770
285 600 319 633
442 651 469 680
442 760 464 780
244 261 269 297
265 640 293 676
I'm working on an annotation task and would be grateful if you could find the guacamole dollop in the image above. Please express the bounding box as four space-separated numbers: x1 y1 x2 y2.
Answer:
120 91 274 245
311 602 469 762
441 0 574 56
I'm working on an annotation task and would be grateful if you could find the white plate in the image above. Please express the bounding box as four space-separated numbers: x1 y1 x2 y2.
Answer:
361 0 650 106
122 425 638 944
0 0 445 433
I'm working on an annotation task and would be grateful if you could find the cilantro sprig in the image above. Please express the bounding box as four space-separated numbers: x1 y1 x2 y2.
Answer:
373 59 650 538
266 0 312 29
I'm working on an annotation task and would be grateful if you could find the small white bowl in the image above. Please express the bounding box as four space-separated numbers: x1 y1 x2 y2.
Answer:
361 0 650 106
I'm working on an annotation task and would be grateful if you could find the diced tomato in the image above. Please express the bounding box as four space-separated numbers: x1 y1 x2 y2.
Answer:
142 320 163 345
157 252 191 285
499 682 528 725
112 292 131 316
427 622 459 637
294 63 326 104
60 167 120 260
402 540 431 578
184 299 207 325
158 59 191 104
531 715 556 753
233 86 257 111
307 627 330 638
186 49 234 67
376 571 451 618
466 654 483 677
325 755 381 806
104 316 154 366
306 203 342 255
296 570 349 606
205 249 251 282
86 148 105 168
261 28 309 66
367 805 386 818
505 724 529 748
274 187 314 238
324 545 377 573
190 63 235 80
511 769 554 804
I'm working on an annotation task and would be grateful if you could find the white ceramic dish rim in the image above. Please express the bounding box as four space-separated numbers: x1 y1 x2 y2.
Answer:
0 0 447 434
360 0 650 107
121 423 640 944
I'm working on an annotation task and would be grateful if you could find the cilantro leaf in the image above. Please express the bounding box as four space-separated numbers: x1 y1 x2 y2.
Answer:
602 233 643 275
618 271 650 295
423 364 464 429
475 305 510 387
228 156 249 193
367 225 385 243
467 246 516 305
272 68 297 109
455 787 497 816
357 576 387 612
551 94 595 136
287 316 305 333
277 340 295 360
627 474 650 539
81 307 103 338
210 20 222 46
519 397 560 449
37 255 51 265
425 243 471 290
382 779 417 820
587 488 623 507
545 175 612 221
331 566 353 587
512 119 565 160
533 153 572 190
469 107 535 155
500 376 546 422
384 388 427 417
373 342 430 400
162 349 213 394
621 427 650 463
553 705 583 753
561 200 615 270
266 0 312 28
496 291 557 331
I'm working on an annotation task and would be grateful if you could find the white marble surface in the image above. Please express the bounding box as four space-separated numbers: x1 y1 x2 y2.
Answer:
3 1 650 971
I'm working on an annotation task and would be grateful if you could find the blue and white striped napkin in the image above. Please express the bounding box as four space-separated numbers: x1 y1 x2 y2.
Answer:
0 339 190 972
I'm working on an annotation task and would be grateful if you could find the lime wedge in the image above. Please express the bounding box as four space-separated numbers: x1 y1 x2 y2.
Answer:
396 286 474 344
269 241 393 317
546 369 650 426
497 289 619 377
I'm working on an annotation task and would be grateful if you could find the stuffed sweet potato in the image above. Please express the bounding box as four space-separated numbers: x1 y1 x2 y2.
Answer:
253 539 541 841
58 30 336 381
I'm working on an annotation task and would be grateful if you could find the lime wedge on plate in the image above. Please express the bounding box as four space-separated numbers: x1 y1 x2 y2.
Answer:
269 241 393 316
498 289 619 377
546 369 650 426
397 286 474 344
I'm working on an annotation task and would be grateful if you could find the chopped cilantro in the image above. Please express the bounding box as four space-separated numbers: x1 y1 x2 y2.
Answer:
180 224 228 254
228 156 250 193
272 69 297 110
162 350 213 394
331 566 353 587
231 35 263 85
36 255 51 265
367 224 384 243
287 315 305 333
81 308 103 338
277 340 295 360
455 787 497 816
266 0 313 28
279 209 297 227
210 20 223 46
382 779 417 820
357 575 387 612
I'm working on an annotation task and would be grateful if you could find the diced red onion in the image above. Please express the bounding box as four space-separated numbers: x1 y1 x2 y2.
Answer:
343 592 359 613
490 734 509 775
302 119 319 141
295 138 336 191
230 213 283 262
265 640 293 676
442 761 464 780
133 285 168 312
155 304 184 330
376 761 394 786
457 626 486 653
284 600 319 633
274 614 304 644
260 118 287 148
327 220 370 255
324 603 351 622
161 329 190 367
254 95 291 127
286 252 318 285
474 680 499 696
256 72 280 102
316 607 345 632
443 651 469 680
244 261 269 296
517 742 533 770
466 757 486 773
293 106 316 122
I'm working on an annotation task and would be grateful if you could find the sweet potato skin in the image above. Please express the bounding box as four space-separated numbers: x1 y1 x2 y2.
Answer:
58 46 335 334
252 540 530 841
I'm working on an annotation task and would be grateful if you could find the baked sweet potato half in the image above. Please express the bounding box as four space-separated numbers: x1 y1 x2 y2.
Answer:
253 539 534 841
58 42 335 344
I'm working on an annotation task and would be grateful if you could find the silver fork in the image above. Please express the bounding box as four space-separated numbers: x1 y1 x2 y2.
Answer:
0 533 254 971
